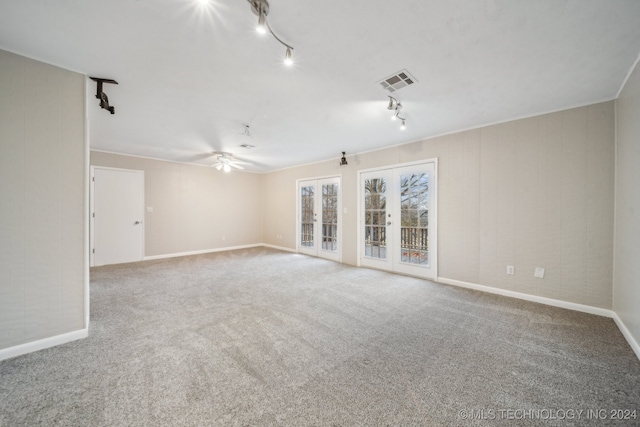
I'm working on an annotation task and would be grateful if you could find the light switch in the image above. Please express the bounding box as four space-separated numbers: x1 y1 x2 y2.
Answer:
534 267 545 279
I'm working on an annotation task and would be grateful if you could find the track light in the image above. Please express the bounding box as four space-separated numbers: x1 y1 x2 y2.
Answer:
284 48 293 66
248 0 295 65
339 152 348 166
385 96 407 130
257 13 267 34
387 96 398 110
284 48 292 66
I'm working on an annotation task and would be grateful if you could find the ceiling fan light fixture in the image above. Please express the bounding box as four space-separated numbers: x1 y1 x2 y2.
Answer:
211 152 251 172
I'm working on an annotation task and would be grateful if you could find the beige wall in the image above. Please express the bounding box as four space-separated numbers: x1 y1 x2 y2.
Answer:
263 102 615 309
614 60 640 346
0 50 86 351
90 152 263 257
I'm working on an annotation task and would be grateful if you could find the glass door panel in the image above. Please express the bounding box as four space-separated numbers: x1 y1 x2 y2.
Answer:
399 172 429 266
360 170 393 271
322 183 338 252
364 177 387 259
299 184 315 252
392 163 436 278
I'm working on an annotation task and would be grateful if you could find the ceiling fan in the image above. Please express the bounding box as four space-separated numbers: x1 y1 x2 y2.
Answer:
210 152 251 172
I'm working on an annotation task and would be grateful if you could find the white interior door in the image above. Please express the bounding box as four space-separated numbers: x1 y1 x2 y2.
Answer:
297 177 341 262
359 161 437 280
92 167 144 266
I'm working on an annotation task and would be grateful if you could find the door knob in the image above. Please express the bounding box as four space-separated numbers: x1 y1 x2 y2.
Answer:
134 221 141 225
387 221 392 225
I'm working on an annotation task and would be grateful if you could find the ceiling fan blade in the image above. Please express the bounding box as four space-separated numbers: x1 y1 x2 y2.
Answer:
214 163 223 171
229 163 245 170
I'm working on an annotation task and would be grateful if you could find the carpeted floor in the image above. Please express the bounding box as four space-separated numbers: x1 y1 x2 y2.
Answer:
1 247 639 426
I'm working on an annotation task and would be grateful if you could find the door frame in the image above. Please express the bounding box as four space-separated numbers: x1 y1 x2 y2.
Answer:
356 158 438 279
296 175 343 262
90 166 145 267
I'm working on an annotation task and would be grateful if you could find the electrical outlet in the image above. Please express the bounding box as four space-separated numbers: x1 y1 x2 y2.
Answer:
534 267 545 278
506 265 515 275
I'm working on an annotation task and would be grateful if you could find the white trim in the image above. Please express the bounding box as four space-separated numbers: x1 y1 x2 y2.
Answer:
143 244 262 261
612 99 619 312
356 158 439 279
295 175 343 263
612 312 640 361
0 329 88 362
262 243 297 253
357 158 439 175
437 277 613 318
84 76 91 329
616 51 640 99
356 170 362 267
266 99 618 174
438 277 640 362
89 166 95 267
90 149 261 174
90 166 145 267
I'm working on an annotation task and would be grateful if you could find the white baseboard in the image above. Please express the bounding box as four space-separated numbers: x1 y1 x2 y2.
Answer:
437 277 614 318
261 243 297 253
611 312 640 361
143 244 262 261
436 277 640 362
0 328 88 362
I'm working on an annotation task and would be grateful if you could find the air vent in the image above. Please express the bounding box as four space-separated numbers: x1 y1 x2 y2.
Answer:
378 69 418 93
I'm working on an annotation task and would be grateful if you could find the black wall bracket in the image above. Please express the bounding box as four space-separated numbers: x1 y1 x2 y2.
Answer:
89 77 118 114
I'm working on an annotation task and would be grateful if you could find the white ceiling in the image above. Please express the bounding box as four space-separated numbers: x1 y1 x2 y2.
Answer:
2 0 640 172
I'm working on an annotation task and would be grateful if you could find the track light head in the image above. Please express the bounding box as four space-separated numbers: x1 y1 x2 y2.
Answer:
387 96 398 110
390 101 402 120
257 12 267 34
339 152 348 166
284 48 293 66
400 119 406 130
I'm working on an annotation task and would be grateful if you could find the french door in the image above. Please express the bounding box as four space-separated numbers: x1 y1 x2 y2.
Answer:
297 177 341 262
359 160 437 279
